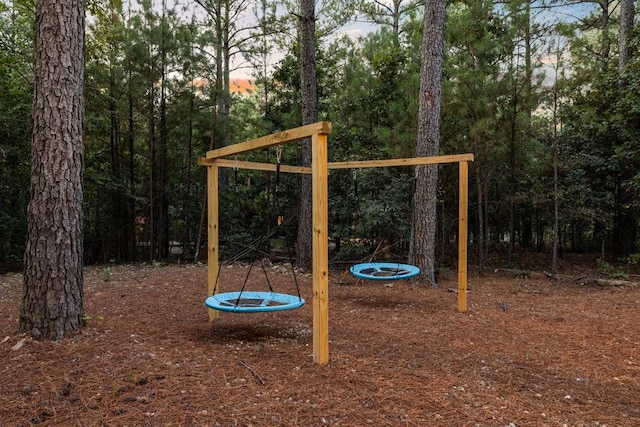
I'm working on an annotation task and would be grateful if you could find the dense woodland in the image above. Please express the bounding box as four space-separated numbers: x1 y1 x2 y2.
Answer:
1 0 638 272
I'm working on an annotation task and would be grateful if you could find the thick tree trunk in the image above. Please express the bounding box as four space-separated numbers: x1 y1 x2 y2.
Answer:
408 0 446 286
618 0 635 74
20 0 85 340
296 0 318 270
612 0 637 259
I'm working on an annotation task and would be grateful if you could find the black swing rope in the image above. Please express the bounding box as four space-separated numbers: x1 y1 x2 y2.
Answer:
206 146 304 312
273 146 303 301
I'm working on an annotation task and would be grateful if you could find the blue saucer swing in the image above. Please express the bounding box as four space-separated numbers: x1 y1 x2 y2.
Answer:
205 232 305 314
350 262 420 281
205 291 305 313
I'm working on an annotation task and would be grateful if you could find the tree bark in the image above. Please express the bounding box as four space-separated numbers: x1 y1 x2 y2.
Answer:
618 0 635 74
612 0 636 259
20 0 85 340
408 0 446 286
296 0 318 269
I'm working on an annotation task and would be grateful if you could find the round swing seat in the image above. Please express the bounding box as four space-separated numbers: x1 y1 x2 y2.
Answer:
205 291 305 313
350 262 421 281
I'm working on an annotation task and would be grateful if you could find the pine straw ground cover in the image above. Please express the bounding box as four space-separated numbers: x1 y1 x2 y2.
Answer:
1 259 639 426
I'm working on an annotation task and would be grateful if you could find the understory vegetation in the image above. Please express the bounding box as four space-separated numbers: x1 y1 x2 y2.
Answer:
1 0 638 271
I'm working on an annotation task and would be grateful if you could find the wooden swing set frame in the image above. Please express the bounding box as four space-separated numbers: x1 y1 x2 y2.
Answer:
198 121 473 366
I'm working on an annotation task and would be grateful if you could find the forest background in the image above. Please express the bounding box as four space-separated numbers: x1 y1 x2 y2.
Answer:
0 0 638 274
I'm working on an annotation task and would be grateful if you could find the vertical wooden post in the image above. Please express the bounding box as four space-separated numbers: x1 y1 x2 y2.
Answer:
458 161 469 312
312 132 330 365
207 162 220 321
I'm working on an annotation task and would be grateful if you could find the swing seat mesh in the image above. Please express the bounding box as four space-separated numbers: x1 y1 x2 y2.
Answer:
350 262 420 281
205 291 305 313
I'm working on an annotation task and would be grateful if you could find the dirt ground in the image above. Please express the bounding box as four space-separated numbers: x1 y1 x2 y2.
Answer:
1 256 639 426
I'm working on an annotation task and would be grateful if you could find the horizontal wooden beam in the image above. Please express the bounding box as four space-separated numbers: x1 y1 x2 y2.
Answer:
328 153 474 169
198 153 475 173
204 121 332 159
198 158 312 174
